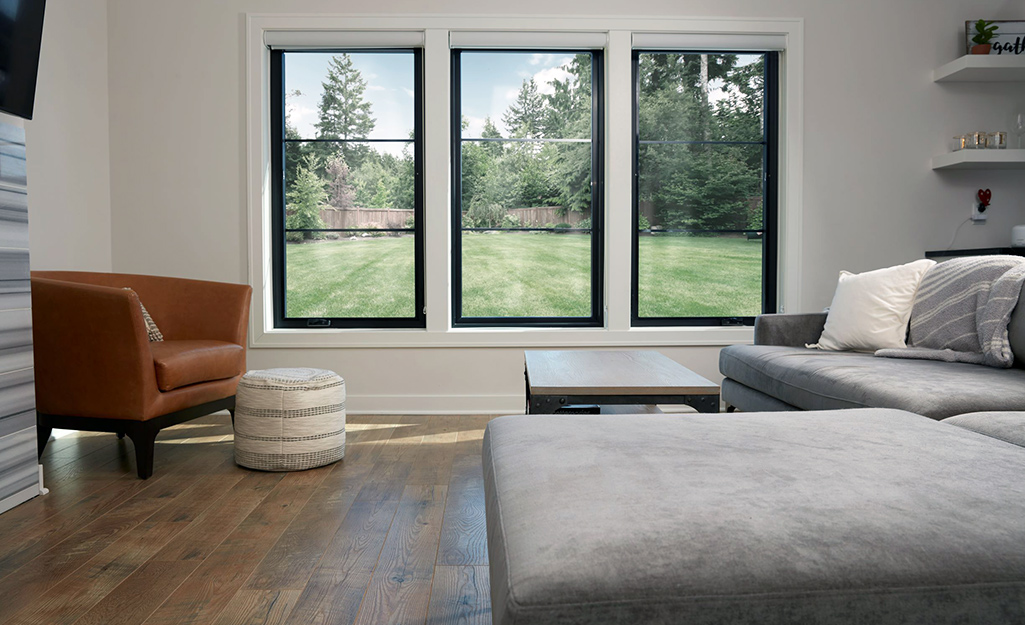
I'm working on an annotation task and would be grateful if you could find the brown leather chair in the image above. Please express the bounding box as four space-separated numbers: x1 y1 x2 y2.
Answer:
31 271 252 478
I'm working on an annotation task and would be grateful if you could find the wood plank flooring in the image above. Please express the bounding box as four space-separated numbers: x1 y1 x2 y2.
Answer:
0 414 497 625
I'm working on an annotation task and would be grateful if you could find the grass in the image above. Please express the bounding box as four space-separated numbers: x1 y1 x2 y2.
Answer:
286 236 415 318
285 233 762 319
637 235 762 318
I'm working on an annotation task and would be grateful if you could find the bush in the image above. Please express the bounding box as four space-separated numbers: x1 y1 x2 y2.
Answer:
361 221 386 237
577 218 591 229
404 214 416 229
501 214 521 228
638 214 651 230
466 197 506 228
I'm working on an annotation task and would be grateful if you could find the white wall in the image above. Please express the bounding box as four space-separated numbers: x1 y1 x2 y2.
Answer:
25 0 112 272
99 0 1025 413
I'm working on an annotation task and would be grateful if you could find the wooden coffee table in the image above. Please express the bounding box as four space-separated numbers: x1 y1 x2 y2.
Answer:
524 350 720 414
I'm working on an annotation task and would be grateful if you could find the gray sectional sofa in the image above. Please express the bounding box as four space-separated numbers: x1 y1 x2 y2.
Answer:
719 310 1025 418
483 409 1025 624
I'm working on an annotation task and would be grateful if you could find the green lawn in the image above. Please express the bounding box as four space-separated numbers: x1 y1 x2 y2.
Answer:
286 237 416 318
285 234 762 318
637 236 763 318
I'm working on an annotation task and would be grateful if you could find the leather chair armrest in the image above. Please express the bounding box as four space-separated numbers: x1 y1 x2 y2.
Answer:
31 278 158 419
754 313 828 346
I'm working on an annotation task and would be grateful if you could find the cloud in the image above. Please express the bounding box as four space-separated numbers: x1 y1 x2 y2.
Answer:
531 65 574 95
529 53 563 66
463 115 488 138
366 85 388 92
401 87 414 99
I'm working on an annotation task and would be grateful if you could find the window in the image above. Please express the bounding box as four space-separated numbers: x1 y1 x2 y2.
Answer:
270 47 424 328
450 49 604 327
632 50 778 326
251 18 799 346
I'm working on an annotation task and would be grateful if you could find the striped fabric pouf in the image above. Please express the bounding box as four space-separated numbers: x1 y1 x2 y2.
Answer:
234 368 346 471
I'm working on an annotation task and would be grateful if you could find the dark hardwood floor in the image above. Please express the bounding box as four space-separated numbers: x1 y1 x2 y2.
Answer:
0 413 496 625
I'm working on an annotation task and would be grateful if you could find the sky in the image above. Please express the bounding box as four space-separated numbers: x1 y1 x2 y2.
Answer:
284 51 579 154
283 51 760 155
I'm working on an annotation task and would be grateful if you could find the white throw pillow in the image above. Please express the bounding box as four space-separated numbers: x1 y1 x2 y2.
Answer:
808 259 936 353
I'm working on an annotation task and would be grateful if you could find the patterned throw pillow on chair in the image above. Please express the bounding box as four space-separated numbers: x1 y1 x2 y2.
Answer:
123 288 164 342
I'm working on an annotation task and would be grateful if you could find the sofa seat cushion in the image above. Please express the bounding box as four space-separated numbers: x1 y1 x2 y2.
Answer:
942 412 1025 448
720 345 1025 419
151 340 244 391
483 410 1025 625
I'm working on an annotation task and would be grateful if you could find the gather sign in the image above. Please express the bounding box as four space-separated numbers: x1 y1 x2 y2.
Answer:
966 21 1025 55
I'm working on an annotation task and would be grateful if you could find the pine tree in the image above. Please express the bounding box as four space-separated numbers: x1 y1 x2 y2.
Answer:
315 54 376 169
286 154 328 241
503 79 546 139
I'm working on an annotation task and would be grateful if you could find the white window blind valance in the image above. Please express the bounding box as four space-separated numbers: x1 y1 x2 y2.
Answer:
264 30 425 50
632 32 785 51
449 31 607 49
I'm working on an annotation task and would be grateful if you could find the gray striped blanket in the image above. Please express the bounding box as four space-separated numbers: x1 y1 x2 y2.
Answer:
876 255 1025 368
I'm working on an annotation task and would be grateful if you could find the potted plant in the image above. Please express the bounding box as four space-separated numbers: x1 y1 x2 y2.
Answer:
971 19 998 54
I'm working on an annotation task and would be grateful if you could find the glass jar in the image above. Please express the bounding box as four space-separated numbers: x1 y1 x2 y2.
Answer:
986 131 1007 149
952 135 969 151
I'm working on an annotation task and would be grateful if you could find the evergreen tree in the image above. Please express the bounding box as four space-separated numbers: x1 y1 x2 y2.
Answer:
286 154 328 241
315 54 376 169
503 79 546 139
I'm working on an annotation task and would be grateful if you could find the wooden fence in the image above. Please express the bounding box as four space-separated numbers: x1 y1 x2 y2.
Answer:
316 206 592 230
506 207 589 227
320 208 412 229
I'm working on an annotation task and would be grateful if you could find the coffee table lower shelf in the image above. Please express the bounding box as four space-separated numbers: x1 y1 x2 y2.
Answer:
526 393 719 414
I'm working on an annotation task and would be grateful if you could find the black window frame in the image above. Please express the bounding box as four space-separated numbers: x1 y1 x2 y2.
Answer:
450 48 605 328
270 47 426 329
630 49 779 327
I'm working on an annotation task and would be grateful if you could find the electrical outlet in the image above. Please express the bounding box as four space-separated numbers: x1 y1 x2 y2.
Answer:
971 201 988 223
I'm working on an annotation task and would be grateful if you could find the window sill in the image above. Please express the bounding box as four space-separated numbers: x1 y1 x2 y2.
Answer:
250 324 755 349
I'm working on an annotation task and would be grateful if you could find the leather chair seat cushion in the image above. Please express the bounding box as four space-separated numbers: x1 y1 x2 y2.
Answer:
151 340 244 391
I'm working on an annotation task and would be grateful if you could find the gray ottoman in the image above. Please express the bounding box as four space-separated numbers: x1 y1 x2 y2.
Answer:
483 409 1025 625
234 367 345 471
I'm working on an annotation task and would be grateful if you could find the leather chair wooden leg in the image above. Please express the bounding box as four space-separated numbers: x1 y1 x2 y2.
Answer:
127 425 158 480
37 421 52 458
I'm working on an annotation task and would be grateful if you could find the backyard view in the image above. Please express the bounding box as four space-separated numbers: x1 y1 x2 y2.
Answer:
280 49 767 320
286 235 761 318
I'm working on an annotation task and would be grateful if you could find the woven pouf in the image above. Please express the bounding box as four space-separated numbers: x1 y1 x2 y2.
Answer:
234 368 346 471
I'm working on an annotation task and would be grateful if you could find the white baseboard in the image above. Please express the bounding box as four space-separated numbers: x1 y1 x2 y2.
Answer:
0 482 39 515
345 393 524 415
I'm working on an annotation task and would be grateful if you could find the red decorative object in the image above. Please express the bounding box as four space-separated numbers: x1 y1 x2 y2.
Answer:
978 188 992 207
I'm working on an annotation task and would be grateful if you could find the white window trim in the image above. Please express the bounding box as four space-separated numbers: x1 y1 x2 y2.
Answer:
245 13 804 349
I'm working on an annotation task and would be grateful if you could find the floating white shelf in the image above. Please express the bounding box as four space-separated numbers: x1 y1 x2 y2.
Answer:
933 55 1025 82
932 149 1025 170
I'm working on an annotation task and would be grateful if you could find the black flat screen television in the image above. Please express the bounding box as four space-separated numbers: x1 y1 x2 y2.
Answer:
0 0 45 120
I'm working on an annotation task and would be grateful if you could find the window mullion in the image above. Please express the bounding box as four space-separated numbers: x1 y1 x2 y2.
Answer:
423 29 452 331
605 31 634 332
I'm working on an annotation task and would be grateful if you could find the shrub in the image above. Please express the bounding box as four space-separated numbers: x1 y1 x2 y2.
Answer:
404 214 416 229
361 221 386 237
577 218 591 229
501 214 521 228
638 214 651 230
466 197 506 228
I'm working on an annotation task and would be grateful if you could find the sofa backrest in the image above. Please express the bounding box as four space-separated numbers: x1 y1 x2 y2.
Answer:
1009 281 1025 368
